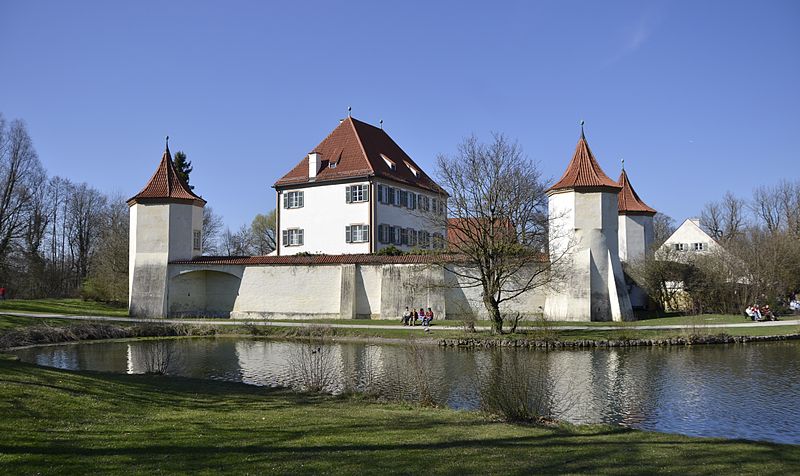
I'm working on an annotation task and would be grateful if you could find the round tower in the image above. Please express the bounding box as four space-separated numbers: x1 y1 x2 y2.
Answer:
617 166 656 308
544 125 634 322
127 138 206 317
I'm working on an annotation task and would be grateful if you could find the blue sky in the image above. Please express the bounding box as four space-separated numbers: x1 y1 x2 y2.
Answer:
1 1 798 229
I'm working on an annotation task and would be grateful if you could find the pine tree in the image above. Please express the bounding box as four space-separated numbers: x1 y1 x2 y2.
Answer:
173 151 194 190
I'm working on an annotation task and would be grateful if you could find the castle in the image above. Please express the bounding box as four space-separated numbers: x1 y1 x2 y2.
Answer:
128 118 656 321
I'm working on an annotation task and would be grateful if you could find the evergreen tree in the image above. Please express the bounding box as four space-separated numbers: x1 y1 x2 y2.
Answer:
173 151 194 189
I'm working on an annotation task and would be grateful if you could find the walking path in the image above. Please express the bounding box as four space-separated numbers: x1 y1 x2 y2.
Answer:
5 312 800 332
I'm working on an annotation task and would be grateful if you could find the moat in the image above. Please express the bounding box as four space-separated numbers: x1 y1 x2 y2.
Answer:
12 337 800 444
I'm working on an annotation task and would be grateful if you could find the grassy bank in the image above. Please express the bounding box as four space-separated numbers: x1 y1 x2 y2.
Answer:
0 358 797 474
0 298 128 317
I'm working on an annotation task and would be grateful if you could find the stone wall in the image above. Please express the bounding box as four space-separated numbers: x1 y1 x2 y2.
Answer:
164 262 548 320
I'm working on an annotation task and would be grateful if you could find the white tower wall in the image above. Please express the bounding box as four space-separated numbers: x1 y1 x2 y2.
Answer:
618 214 654 263
129 202 203 317
545 190 634 322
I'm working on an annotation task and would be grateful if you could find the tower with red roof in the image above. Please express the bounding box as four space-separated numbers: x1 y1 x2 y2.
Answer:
127 138 206 317
544 126 634 322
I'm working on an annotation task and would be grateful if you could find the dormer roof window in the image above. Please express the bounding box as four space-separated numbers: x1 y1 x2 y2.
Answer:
381 154 396 171
404 161 419 177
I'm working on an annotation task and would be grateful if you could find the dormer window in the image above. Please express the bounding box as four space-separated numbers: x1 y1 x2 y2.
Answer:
329 162 337 169
404 161 419 177
381 154 396 171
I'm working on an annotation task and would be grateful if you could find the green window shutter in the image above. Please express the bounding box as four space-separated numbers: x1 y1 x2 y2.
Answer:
346 186 352 203
345 225 352 243
298 192 304 208
282 230 289 246
283 193 288 209
363 225 370 242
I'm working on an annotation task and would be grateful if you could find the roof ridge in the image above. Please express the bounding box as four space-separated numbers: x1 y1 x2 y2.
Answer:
347 117 376 175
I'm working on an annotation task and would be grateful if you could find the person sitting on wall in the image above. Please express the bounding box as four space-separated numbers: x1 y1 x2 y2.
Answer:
416 308 425 326
402 306 414 326
789 299 800 313
745 306 756 320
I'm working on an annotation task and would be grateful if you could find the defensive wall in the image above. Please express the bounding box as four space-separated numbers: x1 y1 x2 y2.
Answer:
162 255 545 320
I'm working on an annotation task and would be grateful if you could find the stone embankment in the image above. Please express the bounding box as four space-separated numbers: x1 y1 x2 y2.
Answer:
438 333 800 349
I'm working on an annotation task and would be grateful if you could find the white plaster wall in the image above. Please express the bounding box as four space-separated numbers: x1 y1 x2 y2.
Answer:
356 265 382 317
233 265 343 318
168 203 203 261
545 190 633 322
374 179 447 251
660 219 719 261
619 214 654 262
444 266 546 320
129 203 170 316
279 182 371 255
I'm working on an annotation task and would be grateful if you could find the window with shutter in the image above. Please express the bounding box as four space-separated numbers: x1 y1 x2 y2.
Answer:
408 228 417 246
298 229 304 246
282 230 289 247
394 189 402 207
285 191 304 209
394 227 401 244
283 193 288 209
345 225 352 243
388 187 395 205
346 186 352 203
377 184 384 203
400 228 408 245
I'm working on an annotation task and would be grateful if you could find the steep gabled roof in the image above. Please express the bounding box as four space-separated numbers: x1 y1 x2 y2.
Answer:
548 131 621 193
617 169 656 215
274 117 447 195
127 143 206 206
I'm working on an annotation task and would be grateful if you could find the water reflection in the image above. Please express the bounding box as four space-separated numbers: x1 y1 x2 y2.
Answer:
12 338 800 444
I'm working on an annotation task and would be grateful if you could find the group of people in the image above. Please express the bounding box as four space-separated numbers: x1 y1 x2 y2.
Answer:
745 304 778 321
402 306 435 327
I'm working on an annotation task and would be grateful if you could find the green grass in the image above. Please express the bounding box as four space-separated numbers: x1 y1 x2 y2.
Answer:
0 298 128 317
0 358 797 474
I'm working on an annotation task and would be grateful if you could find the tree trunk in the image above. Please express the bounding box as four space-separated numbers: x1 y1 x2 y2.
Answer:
483 295 503 334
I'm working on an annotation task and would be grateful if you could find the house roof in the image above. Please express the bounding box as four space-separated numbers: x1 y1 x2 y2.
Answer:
170 253 461 266
548 130 621 193
127 142 206 206
617 169 656 215
274 117 447 195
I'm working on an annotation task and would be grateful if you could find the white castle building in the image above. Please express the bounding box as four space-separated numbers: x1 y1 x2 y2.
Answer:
127 119 657 321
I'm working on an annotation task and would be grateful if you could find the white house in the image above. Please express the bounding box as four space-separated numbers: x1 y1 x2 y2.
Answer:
273 117 448 255
659 218 720 262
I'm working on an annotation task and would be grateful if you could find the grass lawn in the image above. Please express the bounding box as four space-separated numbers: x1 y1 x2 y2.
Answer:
0 358 797 474
0 298 128 317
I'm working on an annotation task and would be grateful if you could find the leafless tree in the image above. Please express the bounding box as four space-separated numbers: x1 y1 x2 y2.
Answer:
434 134 566 333
751 184 783 233
220 224 254 256
65 183 107 285
701 192 747 242
250 210 276 255
202 206 223 255
652 212 676 249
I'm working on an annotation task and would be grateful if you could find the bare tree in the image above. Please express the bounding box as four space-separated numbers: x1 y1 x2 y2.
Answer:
202 206 223 255
65 183 107 286
83 195 129 302
250 210 276 255
751 184 783 233
701 192 747 242
220 225 254 256
435 134 563 333
652 212 676 248
0 116 47 277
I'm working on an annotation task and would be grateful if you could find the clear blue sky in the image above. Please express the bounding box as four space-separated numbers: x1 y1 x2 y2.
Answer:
1 1 798 229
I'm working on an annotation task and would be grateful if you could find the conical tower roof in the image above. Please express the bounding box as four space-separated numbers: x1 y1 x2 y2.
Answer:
617 169 656 215
127 139 206 206
548 128 621 194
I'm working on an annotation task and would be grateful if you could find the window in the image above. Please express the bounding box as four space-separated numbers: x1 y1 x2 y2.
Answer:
282 228 304 247
346 184 369 203
693 242 706 251
193 230 201 251
408 228 417 246
329 162 337 169
387 187 396 205
394 226 402 245
283 191 304 209
393 188 402 206
400 228 409 246
378 224 390 243
381 154 396 171
432 232 444 249
404 161 419 177
346 224 370 243
406 191 416 209
418 194 430 212
674 243 686 252
418 230 430 248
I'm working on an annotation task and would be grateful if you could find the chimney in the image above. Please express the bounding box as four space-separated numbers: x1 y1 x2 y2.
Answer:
308 152 320 179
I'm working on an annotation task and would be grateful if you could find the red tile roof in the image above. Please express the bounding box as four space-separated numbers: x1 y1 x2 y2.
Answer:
548 132 621 193
170 253 461 266
617 169 656 215
128 145 206 206
274 117 447 195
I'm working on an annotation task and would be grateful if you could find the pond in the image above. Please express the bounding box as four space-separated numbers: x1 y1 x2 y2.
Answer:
11 337 800 445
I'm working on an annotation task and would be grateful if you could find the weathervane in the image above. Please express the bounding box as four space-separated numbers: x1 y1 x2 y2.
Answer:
348 106 352 117
380 119 383 130
166 135 169 148
621 158 625 170
580 120 585 137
